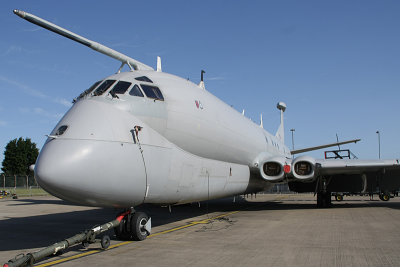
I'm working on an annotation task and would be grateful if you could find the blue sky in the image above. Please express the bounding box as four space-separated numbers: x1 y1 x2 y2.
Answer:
1 0 400 168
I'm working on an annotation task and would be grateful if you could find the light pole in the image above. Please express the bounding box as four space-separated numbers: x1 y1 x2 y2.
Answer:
290 129 295 156
376 130 381 159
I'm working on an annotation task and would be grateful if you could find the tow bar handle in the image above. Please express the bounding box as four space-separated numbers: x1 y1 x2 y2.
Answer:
4 219 121 267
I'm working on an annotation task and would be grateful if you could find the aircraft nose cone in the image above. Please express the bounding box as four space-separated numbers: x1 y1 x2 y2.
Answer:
35 139 147 207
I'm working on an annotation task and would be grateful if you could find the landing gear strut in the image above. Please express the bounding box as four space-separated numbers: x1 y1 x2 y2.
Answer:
317 191 331 208
316 176 332 208
115 210 151 241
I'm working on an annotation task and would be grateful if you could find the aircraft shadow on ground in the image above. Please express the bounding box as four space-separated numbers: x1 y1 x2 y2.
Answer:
1 196 399 252
0 198 241 252
6 198 85 206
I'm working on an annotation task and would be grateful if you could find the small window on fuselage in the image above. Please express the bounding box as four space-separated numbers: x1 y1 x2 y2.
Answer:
110 81 131 95
55 125 68 136
135 76 153 83
140 84 164 101
129 84 144 97
93 80 116 96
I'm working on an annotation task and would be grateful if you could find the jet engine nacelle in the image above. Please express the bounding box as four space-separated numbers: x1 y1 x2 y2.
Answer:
259 157 288 182
292 156 316 181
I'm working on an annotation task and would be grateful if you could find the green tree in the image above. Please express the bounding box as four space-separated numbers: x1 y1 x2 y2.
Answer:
1 137 39 175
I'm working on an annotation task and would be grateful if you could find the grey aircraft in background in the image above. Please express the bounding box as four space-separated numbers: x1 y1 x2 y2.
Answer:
14 10 400 241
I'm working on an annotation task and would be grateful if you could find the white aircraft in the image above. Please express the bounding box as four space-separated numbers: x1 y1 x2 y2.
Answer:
14 10 400 241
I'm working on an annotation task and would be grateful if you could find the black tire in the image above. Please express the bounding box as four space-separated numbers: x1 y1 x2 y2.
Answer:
317 192 331 208
326 192 332 207
335 195 343 201
101 235 111 249
381 193 390 201
131 212 149 241
317 192 323 208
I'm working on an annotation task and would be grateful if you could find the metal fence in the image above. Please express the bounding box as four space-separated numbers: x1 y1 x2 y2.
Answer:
1 174 39 189
265 183 292 193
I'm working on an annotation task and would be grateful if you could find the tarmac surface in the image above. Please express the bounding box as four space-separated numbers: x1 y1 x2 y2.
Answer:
1 194 400 267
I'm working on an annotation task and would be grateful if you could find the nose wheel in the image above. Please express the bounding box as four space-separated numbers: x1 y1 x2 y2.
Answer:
115 210 151 241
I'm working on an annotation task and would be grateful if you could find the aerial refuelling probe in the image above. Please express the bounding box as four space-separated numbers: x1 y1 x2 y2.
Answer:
12 9 153 71
3 211 131 267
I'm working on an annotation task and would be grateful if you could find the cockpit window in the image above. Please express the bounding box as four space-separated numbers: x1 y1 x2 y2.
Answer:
77 81 101 99
93 80 116 96
129 84 144 97
55 125 68 136
140 84 164 101
135 76 153 83
110 81 131 95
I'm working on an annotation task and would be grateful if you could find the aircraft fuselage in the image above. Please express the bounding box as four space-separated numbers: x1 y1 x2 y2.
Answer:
35 71 290 208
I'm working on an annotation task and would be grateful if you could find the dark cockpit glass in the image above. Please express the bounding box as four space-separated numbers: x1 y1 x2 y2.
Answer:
110 81 131 95
93 80 116 96
77 81 101 99
129 84 144 97
140 84 164 101
135 76 153 83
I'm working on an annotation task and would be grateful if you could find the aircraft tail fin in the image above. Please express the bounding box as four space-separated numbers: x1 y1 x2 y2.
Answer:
275 102 286 143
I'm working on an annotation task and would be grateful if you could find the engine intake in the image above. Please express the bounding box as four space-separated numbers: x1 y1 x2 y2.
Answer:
292 156 316 181
264 162 281 176
259 157 287 182
294 161 312 176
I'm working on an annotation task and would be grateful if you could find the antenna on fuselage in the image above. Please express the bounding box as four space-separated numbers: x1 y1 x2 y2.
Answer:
275 102 286 143
336 134 341 150
199 70 206 89
260 114 264 128
157 56 162 72
13 10 153 71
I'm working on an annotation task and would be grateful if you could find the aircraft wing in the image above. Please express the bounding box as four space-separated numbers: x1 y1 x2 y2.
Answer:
316 159 400 175
285 155 400 183
291 139 360 155
283 156 400 208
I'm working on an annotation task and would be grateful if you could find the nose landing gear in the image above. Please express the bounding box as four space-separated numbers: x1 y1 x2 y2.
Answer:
115 210 151 241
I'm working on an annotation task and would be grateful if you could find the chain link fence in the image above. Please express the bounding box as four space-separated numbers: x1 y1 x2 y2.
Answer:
265 183 292 193
1 174 48 196
1 174 38 188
